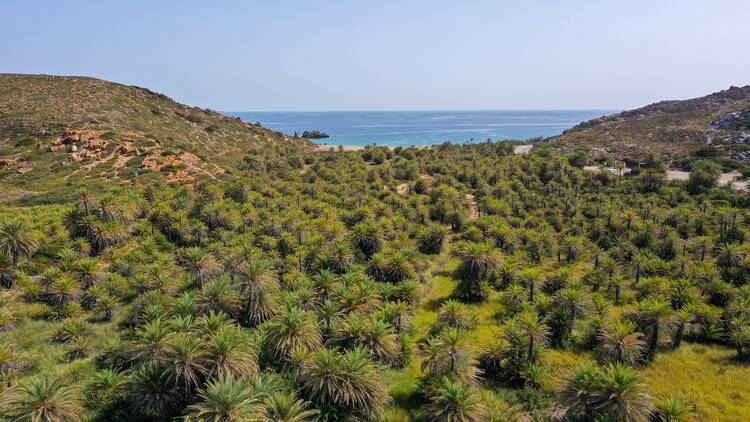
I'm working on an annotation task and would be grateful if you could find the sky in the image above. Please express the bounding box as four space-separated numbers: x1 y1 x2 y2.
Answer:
2 1 749 111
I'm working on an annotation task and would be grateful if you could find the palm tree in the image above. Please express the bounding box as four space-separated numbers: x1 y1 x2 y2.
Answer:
317 299 341 336
204 326 259 379
0 218 36 267
45 274 82 307
74 187 97 214
333 313 366 347
727 318 750 359
312 269 337 303
671 309 695 349
634 298 677 361
380 300 412 335
72 257 104 288
7 374 83 422
0 253 16 288
656 396 694 421
558 361 604 419
129 361 184 419
236 259 279 326
518 267 541 303
133 319 172 363
453 240 502 281
555 283 588 331
421 328 481 382
85 369 128 417
596 320 646 365
518 311 550 364
300 347 389 420
178 247 221 288
262 306 322 362
166 333 207 399
351 219 383 258
185 374 266 422
422 377 488 422
438 299 478 330
562 235 584 264
326 240 354 274
593 364 655 422
262 391 319 422
360 318 400 364
453 241 502 300
197 275 241 317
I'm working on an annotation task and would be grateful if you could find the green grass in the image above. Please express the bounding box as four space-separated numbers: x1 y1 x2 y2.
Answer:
380 245 750 421
640 343 750 421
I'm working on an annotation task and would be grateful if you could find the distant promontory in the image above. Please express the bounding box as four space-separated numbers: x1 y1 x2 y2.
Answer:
302 130 330 139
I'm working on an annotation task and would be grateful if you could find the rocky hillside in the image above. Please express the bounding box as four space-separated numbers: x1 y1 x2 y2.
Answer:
0 74 311 201
546 85 750 161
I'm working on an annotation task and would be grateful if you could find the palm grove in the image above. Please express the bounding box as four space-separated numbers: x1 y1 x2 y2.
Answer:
0 140 749 421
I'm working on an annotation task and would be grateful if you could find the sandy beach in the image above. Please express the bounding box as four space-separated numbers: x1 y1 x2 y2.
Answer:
313 144 366 151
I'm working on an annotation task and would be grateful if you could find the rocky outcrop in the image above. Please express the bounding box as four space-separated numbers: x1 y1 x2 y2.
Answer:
716 132 750 145
302 130 330 139
709 107 750 130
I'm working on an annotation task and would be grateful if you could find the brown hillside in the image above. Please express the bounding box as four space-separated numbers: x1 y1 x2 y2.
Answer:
545 85 750 161
0 74 311 200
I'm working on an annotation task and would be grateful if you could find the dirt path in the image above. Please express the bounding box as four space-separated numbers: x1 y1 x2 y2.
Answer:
466 193 478 218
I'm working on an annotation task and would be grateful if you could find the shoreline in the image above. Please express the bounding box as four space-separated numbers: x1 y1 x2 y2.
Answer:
313 142 534 153
313 144 367 151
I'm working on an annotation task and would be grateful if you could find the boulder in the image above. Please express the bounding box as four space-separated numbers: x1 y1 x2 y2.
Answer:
84 139 107 151
0 157 19 166
119 142 141 155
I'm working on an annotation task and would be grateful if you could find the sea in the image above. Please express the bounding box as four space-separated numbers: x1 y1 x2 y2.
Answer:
225 110 615 147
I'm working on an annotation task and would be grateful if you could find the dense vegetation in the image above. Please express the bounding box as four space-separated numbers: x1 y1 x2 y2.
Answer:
1 141 749 421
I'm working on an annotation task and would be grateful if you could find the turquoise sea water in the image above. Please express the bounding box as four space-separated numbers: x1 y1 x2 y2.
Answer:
226 110 615 147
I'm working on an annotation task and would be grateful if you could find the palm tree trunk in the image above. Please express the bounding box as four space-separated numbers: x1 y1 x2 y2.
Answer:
635 264 641 285
614 283 621 305
528 282 534 302
648 323 659 361
673 323 685 349
527 337 535 364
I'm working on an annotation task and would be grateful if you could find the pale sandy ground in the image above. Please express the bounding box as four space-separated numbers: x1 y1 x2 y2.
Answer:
582 168 747 191
660 169 747 191
666 169 745 190
583 165 632 175
513 144 534 154
313 144 366 151
315 143 534 153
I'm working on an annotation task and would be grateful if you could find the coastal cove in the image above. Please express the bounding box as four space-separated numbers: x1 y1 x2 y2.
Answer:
226 110 615 146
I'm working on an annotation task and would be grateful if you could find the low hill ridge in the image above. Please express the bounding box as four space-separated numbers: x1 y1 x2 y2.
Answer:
0 74 310 201
547 85 750 160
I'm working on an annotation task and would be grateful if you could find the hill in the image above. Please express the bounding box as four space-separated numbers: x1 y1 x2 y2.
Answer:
545 85 750 162
0 74 310 202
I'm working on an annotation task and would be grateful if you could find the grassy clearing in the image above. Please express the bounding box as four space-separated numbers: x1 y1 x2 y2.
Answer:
640 343 750 421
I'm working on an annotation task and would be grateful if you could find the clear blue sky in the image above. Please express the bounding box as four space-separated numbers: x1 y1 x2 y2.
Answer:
2 1 749 111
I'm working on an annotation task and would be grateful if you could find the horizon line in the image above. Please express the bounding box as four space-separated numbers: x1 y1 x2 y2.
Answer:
222 108 622 114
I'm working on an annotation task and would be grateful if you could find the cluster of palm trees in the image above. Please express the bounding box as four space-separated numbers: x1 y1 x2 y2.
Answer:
1 141 749 421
